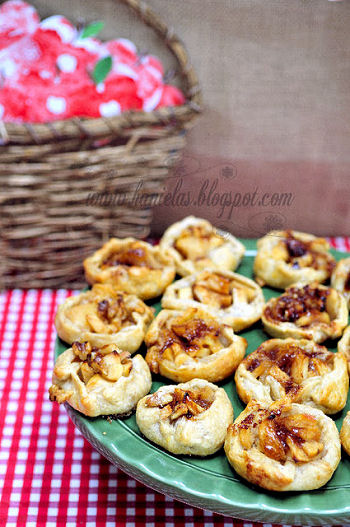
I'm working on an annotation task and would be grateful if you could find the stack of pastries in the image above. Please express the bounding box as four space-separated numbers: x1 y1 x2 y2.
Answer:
49 219 350 492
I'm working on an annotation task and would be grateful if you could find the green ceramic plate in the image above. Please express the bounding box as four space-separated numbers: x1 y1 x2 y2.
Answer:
55 239 350 525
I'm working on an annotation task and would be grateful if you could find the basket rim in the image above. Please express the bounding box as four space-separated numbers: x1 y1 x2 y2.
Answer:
0 0 202 144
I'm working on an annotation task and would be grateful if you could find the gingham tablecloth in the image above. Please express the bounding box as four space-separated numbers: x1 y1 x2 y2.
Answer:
0 237 349 527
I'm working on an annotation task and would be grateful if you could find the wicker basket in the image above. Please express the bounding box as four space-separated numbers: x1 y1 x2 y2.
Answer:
0 0 201 290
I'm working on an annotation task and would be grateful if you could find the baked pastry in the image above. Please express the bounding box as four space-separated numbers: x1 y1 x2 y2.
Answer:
161 269 265 332
145 307 247 383
224 400 341 491
340 411 350 456
331 257 350 308
49 341 152 417
136 379 233 456
83 238 175 300
254 230 336 289
262 283 348 343
338 325 350 374
235 338 348 414
159 216 245 276
55 284 154 353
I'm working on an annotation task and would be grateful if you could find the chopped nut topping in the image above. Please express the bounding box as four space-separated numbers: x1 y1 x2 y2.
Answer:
145 386 215 421
97 295 132 326
72 341 92 361
264 285 331 327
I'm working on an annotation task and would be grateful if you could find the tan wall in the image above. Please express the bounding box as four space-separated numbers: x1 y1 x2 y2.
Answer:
32 0 350 236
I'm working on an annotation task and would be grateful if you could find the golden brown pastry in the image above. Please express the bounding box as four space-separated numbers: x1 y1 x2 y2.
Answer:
159 216 245 276
262 283 348 343
161 269 265 332
136 379 233 456
83 238 175 300
254 230 336 289
338 325 350 374
331 257 350 308
55 284 154 353
224 400 341 491
340 411 350 456
49 341 152 417
145 307 247 383
235 338 348 414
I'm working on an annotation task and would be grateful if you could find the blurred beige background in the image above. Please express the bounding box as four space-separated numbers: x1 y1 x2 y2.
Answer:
34 0 350 236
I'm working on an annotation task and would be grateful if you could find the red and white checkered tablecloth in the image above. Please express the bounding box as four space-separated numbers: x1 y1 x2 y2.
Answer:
0 237 349 527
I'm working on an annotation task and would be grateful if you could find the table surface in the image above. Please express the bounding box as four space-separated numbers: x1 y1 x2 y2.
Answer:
1 237 349 527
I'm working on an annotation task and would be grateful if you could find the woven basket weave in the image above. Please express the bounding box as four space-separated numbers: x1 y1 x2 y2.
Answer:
0 0 201 290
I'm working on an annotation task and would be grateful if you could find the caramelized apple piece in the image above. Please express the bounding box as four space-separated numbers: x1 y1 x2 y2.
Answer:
258 420 287 463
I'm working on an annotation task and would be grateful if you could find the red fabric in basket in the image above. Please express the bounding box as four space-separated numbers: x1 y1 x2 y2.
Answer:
0 237 349 527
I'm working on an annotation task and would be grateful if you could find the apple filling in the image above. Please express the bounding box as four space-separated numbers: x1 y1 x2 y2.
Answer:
101 241 159 269
49 341 133 404
66 291 145 334
280 231 335 273
174 225 224 261
147 310 229 373
145 385 215 421
192 271 232 308
264 285 335 328
237 409 323 464
245 342 333 397
191 270 257 310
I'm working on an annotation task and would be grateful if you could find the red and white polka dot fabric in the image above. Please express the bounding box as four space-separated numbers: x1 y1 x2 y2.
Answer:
0 0 185 123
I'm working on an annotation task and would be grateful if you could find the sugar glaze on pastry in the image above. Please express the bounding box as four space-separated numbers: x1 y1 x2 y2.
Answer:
136 379 233 456
224 400 341 491
159 216 245 276
235 338 348 414
161 268 264 331
49 341 152 417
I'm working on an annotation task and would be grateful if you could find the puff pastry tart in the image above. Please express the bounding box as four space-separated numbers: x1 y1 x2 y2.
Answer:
161 269 265 332
340 411 350 456
224 400 341 491
159 216 245 276
254 230 336 289
235 338 348 414
136 379 233 456
331 257 350 308
262 283 348 343
83 238 175 300
145 307 247 383
55 284 154 353
338 326 350 374
49 341 152 417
